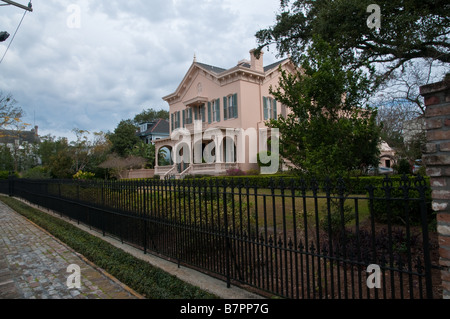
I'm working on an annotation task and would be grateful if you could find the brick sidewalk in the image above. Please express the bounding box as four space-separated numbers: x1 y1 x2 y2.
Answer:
0 201 142 299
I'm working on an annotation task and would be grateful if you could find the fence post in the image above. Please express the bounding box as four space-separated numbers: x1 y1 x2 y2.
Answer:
420 74 450 299
8 172 15 197
222 179 231 288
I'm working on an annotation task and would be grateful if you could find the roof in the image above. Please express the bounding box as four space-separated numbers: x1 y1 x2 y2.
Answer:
195 62 227 74
264 59 290 72
195 58 290 76
0 129 40 145
163 54 295 103
138 119 170 137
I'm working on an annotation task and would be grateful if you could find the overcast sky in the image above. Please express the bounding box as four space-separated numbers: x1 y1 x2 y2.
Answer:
0 0 282 141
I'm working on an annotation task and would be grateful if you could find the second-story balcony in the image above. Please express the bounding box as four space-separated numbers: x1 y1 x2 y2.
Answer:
185 121 207 133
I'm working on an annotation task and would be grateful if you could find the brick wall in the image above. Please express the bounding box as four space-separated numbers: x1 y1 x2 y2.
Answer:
420 74 450 299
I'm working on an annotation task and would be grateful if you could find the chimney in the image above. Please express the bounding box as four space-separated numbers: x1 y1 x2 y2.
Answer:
34 125 38 136
250 49 264 73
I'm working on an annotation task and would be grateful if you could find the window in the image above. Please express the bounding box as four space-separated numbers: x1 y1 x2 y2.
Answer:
184 108 193 125
208 99 221 123
140 124 148 132
172 111 181 130
224 94 238 120
263 97 277 121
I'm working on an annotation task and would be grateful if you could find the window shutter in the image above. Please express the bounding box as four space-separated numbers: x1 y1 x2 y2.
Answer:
263 97 268 120
171 113 174 131
223 97 228 121
233 93 238 119
273 99 277 119
208 102 212 124
216 99 221 122
182 110 186 127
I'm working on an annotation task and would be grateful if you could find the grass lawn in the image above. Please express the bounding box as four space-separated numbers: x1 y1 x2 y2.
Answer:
68 182 372 234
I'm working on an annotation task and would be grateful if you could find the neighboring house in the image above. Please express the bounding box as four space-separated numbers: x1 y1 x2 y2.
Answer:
154 50 297 178
377 116 426 173
0 126 41 170
378 140 396 173
137 119 170 145
0 125 40 150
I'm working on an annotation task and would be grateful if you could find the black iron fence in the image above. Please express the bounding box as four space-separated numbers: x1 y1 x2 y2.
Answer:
0 175 439 299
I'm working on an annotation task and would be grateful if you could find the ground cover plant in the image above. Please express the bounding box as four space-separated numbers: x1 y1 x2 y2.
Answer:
0 195 218 299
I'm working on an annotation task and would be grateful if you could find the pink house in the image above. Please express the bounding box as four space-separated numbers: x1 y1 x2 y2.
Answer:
154 50 296 178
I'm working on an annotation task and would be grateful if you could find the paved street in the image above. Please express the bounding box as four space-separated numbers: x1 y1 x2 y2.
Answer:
0 200 142 299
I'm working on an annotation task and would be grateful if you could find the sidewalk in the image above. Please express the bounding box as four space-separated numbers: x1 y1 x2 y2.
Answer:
0 200 142 299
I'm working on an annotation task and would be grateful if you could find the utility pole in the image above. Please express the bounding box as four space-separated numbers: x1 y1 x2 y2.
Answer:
0 0 32 60
1 0 33 12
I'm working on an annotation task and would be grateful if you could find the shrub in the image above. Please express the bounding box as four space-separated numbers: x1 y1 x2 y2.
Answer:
320 200 355 238
395 158 412 175
245 169 261 176
226 168 246 176
370 186 432 225
257 151 272 167
22 167 51 179
73 170 96 180
0 171 10 180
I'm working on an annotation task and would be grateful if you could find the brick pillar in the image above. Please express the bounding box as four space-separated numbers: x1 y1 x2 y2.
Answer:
420 74 450 299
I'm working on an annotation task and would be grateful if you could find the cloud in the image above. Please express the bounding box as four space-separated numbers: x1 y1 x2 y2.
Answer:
0 0 281 141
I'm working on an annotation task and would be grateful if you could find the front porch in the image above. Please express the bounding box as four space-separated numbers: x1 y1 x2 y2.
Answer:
154 132 242 180
155 162 240 180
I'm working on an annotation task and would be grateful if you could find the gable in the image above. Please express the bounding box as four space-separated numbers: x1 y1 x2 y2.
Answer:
163 57 297 106
163 63 223 105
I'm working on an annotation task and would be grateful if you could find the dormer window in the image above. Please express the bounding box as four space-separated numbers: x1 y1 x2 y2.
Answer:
140 124 148 132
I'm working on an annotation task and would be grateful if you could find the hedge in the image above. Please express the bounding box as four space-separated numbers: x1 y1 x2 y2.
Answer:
370 184 433 225
183 174 430 194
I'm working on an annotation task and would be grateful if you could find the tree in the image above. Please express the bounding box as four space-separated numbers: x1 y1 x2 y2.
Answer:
133 108 169 126
372 59 446 162
0 91 23 129
0 145 14 171
130 141 156 168
70 128 90 173
256 0 449 81
267 37 381 177
99 154 147 180
48 142 73 179
86 131 112 179
107 120 140 157
38 135 70 167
